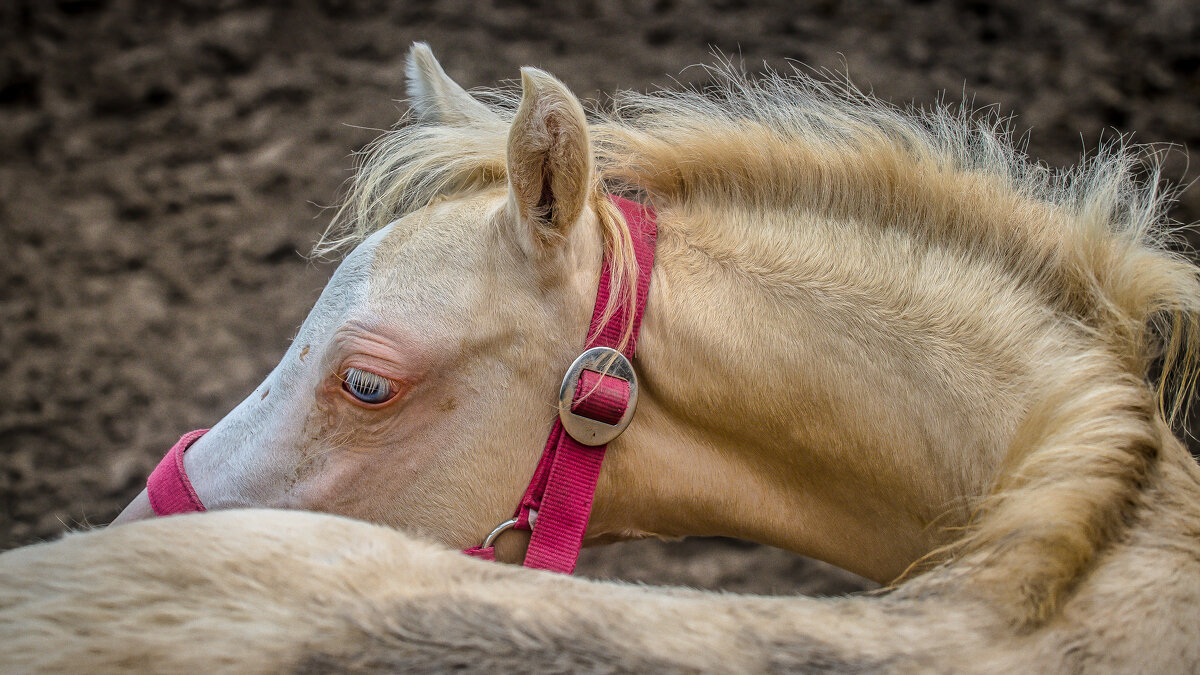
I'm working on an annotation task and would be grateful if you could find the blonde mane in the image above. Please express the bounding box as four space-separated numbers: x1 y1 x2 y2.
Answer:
320 64 1198 416
318 63 1200 623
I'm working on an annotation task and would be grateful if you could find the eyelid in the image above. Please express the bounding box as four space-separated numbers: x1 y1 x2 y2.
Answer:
345 367 388 391
340 366 400 406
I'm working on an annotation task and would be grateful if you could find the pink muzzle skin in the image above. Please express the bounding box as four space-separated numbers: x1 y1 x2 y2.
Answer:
146 428 208 516
144 195 658 575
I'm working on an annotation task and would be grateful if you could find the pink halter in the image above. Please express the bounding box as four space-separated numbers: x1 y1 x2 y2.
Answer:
146 195 657 575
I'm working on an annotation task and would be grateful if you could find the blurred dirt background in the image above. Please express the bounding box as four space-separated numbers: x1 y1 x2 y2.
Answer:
1 0 1197 596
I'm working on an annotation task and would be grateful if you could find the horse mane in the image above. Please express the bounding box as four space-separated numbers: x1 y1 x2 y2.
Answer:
317 62 1200 624
319 62 1198 420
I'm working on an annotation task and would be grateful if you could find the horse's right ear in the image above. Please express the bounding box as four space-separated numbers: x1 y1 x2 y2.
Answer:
405 43 496 125
505 67 593 247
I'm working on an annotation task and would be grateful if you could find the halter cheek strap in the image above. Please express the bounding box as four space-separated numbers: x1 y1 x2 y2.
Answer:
465 194 658 573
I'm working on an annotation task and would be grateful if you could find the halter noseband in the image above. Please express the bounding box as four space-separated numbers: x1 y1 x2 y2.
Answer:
145 194 658 576
144 428 206 515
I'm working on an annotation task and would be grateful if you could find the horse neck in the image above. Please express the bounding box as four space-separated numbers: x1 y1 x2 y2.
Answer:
592 200 1037 582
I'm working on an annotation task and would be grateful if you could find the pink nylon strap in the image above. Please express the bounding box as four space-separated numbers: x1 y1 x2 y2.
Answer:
466 195 657 572
147 428 209 516
572 370 630 425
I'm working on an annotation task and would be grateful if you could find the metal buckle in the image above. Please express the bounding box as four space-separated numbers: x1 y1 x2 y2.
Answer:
558 346 638 446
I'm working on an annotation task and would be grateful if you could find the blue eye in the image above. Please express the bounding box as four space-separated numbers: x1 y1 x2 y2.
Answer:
342 367 394 404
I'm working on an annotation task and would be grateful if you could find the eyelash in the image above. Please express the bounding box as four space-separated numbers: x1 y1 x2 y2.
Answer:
341 367 396 405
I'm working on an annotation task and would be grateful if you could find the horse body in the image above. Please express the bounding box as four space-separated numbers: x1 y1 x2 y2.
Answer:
7 43 1200 669
4 468 1200 672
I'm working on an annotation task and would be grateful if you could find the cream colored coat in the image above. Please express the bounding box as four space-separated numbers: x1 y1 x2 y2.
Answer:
6 45 1200 671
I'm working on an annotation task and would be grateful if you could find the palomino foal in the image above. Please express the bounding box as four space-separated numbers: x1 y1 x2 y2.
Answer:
16 43 1187 669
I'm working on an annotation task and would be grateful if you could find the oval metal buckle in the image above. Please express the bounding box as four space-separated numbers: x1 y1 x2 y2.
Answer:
558 346 638 446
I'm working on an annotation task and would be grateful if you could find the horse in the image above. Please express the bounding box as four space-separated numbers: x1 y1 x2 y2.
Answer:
3 42 1200 670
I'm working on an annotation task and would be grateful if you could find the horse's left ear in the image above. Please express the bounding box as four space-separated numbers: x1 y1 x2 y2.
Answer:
405 43 497 125
506 67 593 244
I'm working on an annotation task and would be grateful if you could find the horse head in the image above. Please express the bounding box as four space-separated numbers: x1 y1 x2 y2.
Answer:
114 45 626 563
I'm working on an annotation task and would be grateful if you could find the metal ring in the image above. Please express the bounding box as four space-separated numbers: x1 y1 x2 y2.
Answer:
481 518 518 549
558 346 638 446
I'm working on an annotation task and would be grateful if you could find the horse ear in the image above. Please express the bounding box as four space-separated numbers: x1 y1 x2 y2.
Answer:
506 67 593 242
405 43 496 125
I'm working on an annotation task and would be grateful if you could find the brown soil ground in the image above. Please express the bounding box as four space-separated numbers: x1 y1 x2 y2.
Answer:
1 0 1197 596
